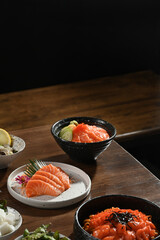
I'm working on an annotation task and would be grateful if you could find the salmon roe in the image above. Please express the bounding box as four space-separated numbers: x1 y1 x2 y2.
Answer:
83 207 159 240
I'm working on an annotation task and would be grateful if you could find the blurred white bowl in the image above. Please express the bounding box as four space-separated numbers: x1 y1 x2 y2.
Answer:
0 135 25 169
0 207 22 240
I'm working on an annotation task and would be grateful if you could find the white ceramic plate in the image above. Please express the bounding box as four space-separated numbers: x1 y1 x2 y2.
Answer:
15 232 70 240
7 162 91 208
0 207 22 240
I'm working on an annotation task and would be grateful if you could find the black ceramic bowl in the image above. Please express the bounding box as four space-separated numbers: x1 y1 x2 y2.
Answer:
74 194 160 240
51 117 116 162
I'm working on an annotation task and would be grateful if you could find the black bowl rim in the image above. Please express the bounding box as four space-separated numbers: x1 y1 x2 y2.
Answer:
74 194 160 240
51 117 116 145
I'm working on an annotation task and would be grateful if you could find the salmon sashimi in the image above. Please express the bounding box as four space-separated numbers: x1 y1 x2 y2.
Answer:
57 166 71 189
25 163 71 198
31 174 65 192
35 170 65 191
25 179 62 197
74 132 92 143
72 123 109 143
39 164 70 190
88 125 109 140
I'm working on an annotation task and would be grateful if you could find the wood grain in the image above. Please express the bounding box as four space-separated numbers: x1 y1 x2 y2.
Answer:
1 126 160 239
0 71 160 142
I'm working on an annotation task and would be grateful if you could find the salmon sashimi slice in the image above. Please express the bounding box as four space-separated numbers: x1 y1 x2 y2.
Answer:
88 125 109 140
72 124 92 142
79 133 94 143
56 167 71 189
73 132 92 143
72 123 109 143
25 179 61 197
86 130 104 142
35 170 65 191
39 164 61 176
39 164 70 190
31 174 65 192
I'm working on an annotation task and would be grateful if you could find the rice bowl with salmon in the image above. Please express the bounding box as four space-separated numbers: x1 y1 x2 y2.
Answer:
51 117 116 162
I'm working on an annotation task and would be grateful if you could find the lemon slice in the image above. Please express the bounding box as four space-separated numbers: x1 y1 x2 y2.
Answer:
0 128 12 146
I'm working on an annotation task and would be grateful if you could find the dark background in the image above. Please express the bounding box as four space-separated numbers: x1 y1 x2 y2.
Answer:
1 0 160 93
1 1 160 178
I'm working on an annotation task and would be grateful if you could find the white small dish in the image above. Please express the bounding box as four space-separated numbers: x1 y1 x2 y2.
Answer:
0 135 25 169
0 207 22 240
7 162 91 208
15 232 70 240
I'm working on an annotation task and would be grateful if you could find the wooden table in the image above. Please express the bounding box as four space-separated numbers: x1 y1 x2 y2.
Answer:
1 126 160 239
0 71 160 143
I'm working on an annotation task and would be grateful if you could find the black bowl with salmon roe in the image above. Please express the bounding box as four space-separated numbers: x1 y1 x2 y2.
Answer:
51 117 116 162
74 195 160 240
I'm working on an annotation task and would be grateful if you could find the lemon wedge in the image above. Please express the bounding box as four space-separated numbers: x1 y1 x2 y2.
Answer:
0 128 12 146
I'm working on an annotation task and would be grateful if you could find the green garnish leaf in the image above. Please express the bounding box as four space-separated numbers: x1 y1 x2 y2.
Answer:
0 199 7 212
21 224 69 240
53 231 60 240
24 159 43 178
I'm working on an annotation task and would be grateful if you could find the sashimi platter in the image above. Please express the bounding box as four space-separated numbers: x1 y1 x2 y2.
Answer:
7 160 91 208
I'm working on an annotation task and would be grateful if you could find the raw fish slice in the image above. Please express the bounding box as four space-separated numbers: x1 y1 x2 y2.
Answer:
79 133 92 143
36 170 65 191
86 131 103 142
72 123 109 143
71 135 81 142
40 164 59 175
26 179 61 197
56 167 71 189
31 174 64 192
88 125 109 140
40 164 70 190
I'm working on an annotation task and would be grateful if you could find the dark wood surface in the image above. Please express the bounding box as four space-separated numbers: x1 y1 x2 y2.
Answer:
0 71 160 142
1 126 160 239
